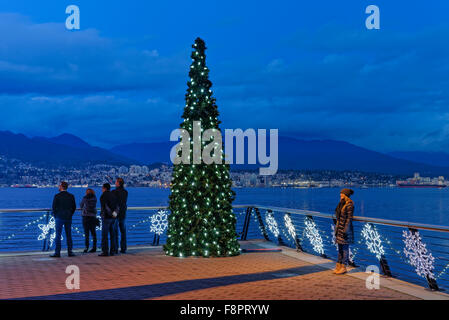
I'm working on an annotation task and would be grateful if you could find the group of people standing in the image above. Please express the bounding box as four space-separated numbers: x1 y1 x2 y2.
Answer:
49 178 128 257
49 178 355 274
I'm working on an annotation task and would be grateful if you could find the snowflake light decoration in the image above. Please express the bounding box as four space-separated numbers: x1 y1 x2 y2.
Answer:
361 223 385 260
150 210 168 235
304 217 324 255
265 213 279 238
403 230 435 279
96 218 102 231
284 214 296 239
331 224 338 247
38 216 60 247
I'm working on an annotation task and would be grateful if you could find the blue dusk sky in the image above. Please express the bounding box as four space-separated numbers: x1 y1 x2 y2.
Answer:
0 1 448 151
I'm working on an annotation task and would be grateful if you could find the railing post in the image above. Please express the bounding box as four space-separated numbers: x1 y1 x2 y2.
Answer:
42 211 50 252
379 255 392 277
152 234 160 246
240 207 252 241
254 207 269 241
426 275 439 291
408 228 439 291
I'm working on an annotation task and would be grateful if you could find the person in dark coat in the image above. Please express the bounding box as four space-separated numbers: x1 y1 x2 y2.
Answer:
333 188 355 275
99 183 117 256
112 178 128 254
80 188 98 253
50 181 77 258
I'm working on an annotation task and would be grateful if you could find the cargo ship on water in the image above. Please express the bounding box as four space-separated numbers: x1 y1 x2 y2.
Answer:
396 173 447 188
10 184 38 188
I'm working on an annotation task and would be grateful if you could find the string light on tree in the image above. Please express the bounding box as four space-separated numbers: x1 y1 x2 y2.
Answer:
150 210 169 235
163 38 240 258
361 223 385 260
304 217 324 255
265 212 279 238
403 230 435 279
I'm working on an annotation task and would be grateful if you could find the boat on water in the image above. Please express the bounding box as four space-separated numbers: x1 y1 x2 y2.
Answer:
396 173 447 188
10 184 38 188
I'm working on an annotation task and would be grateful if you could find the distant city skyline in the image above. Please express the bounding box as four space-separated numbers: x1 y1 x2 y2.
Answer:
0 1 449 153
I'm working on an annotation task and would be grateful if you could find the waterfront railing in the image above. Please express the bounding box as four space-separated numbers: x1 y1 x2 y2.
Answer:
1 205 448 292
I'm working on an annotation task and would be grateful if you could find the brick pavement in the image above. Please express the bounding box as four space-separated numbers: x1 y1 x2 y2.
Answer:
0 241 419 300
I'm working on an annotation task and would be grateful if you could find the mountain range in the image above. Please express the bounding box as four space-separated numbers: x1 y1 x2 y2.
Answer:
387 151 449 168
108 137 449 175
0 131 131 167
1 130 449 175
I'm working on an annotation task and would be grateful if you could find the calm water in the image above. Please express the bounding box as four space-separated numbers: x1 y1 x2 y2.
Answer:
0 186 448 225
2 187 448 290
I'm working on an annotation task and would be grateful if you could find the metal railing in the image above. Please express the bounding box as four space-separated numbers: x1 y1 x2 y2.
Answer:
0 206 261 252
1 204 449 292
0 207 175 252
240 205 449 292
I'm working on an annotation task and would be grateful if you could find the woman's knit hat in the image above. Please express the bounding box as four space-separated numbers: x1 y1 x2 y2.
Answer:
340 188 354 197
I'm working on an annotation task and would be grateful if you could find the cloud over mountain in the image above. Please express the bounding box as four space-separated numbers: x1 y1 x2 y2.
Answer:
0 3 449 153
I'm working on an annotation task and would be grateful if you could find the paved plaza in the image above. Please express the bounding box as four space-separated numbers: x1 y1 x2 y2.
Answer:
0 240 447 300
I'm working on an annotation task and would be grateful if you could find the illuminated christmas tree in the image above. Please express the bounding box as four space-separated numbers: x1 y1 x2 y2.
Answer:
163 38 240 258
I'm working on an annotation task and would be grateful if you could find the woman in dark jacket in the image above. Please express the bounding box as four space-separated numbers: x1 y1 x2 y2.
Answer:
80 188 98 253
333 188 355 275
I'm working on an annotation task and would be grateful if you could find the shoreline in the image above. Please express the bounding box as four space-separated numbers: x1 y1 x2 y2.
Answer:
0 185 445 189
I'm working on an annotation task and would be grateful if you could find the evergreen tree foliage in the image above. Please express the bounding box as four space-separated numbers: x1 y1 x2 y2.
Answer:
163 38 240 258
